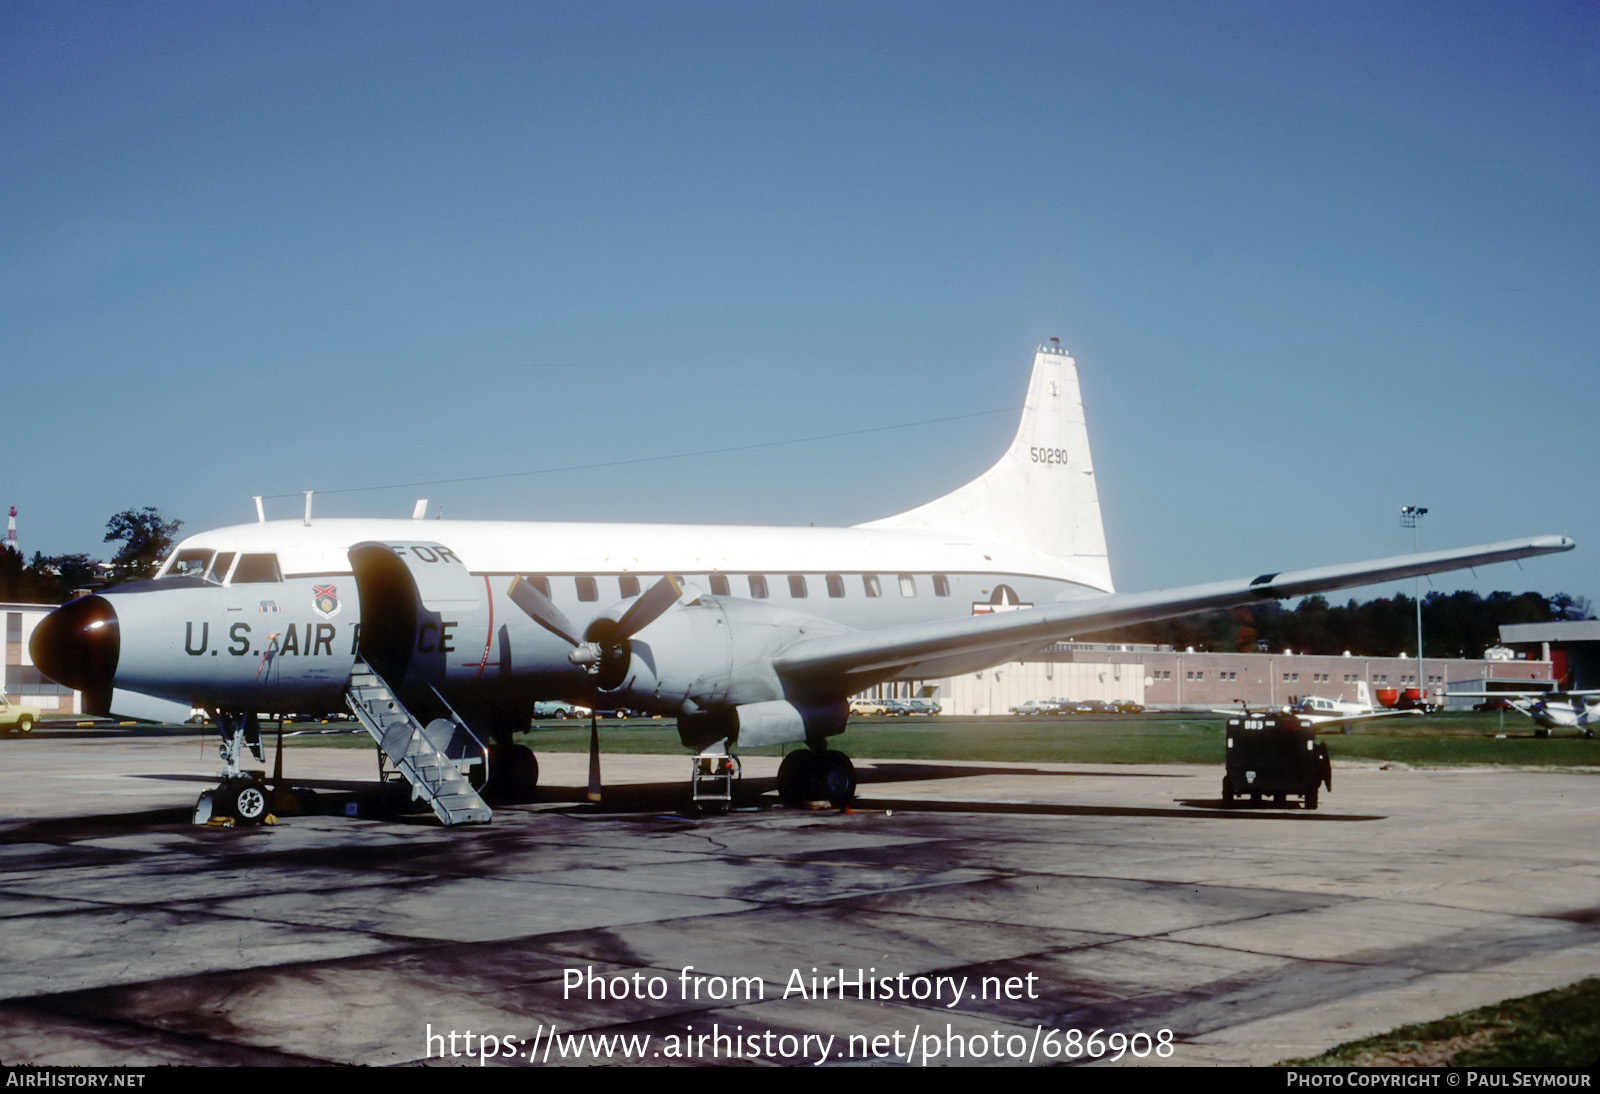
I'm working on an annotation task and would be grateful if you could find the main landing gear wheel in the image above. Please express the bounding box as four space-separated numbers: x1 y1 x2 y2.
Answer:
777 749 812 806
776 748 856 808
814 750 855 806
485 744 540 802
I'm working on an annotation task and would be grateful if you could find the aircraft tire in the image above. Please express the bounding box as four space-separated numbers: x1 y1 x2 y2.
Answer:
485 744 539 802
776 749 814 806
227 779 268 824
815 750 855 807
505 746 539 800
193 789 216 824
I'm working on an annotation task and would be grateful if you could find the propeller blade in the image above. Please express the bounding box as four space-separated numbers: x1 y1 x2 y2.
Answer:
507 576 582 646
587 714 602 803
614 574 684 641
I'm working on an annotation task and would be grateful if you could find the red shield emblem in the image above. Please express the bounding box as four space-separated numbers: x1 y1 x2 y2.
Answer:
312 584 340 619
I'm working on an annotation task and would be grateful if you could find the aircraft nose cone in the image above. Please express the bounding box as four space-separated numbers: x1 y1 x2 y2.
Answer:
30 596 119 716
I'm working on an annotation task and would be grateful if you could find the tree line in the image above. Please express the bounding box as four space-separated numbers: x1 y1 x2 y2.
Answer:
1094 590 1593 659
0 508 182 602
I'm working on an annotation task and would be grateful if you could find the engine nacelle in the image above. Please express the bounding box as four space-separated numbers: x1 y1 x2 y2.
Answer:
596 594 854 746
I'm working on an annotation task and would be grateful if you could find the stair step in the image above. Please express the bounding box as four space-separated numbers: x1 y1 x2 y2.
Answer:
344 656 491 828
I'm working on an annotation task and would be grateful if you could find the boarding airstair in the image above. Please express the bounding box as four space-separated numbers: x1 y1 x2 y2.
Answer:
344 658 492 826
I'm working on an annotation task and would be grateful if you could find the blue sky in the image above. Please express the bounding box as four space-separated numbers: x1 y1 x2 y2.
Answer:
3 1 1596 604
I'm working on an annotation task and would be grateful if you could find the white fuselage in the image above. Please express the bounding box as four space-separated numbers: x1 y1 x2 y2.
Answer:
108 517 1107 716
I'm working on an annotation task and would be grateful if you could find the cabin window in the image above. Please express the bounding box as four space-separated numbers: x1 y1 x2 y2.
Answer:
933 574 950 597
576 576 598 602
232 553 282 584
207 552 236 584
898 574 917 597
748 575 768 599
709 574 730 596
618 574 640 598
825 574 845 598
525 575 551 598
168 549 213 580
788 575 807 598
863 575 881 598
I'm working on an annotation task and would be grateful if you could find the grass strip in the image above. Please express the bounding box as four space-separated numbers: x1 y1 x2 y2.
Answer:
1281 977 1600 1067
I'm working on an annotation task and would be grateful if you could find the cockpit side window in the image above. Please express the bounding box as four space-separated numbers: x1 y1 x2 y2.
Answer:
231 553 283 583
168 549 214 580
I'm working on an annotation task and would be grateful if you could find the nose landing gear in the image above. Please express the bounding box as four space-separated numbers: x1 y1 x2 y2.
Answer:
192 711 280 826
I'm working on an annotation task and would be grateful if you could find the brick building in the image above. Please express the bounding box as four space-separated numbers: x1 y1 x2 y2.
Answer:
4 602 80 715
872 643 1554 716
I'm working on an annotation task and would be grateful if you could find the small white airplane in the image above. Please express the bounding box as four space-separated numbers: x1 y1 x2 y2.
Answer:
1448 689 1600 737
30 342 1574 823
1216 681 1424 730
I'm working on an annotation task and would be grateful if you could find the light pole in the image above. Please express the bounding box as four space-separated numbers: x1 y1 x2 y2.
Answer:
1401 505 1428 707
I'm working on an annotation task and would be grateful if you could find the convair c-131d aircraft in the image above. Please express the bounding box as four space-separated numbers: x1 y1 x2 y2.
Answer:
30 343 1574 824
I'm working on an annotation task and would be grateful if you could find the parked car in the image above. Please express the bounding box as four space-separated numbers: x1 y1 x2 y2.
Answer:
1009 700 1055 716
0 693 41 734
849 699 890 716
901 699 941 716
532 701 578 719
1110 700 1146 714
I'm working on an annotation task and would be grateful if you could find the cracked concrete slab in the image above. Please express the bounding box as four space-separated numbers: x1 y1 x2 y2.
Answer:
1 734 1597 1066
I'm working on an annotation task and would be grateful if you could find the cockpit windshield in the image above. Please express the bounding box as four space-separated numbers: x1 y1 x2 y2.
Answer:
161 547 243 585
207 552 236 584
167 549 214 581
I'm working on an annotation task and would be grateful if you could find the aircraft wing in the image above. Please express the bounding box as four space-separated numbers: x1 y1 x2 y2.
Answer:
774 534 1575 692
1300 709 1423 726
1447 689 1600 700
1208 708 1421 726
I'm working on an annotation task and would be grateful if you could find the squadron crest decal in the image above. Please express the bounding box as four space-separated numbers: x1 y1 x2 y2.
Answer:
311 584 341 620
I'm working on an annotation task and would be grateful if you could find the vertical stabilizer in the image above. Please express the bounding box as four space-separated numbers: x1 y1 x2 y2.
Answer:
858 344 1113 592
